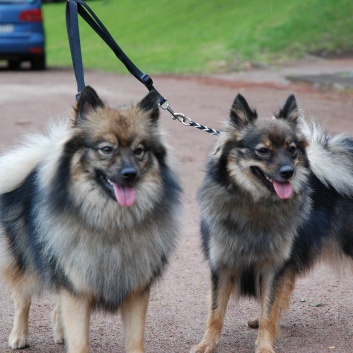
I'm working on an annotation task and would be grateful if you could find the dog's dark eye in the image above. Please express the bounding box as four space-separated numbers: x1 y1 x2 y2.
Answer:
100 146 113 154
288 145 297 156
256 147 269 156
134 147 145 157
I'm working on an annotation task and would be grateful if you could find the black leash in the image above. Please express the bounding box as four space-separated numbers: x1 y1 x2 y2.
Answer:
65 0 220 136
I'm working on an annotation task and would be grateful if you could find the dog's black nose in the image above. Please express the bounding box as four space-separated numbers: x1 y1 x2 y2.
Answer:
121 168 137 181
279 166 294 180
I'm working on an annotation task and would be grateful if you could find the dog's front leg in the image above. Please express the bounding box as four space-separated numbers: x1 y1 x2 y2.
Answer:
256 269 296 353
8 289 31 349
51 294 64 344
190 270 234 353
60 289 91 353
120 288 150 353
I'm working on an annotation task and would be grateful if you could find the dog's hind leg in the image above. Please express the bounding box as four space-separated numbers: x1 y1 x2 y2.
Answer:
60 289 91 353
51 295 65 344
120 288 150 353
255 269 296 353
190 270 234 353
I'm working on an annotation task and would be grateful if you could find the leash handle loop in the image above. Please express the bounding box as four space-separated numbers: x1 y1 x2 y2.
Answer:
65 0 219 135
66 0 85 100
66 0 165 103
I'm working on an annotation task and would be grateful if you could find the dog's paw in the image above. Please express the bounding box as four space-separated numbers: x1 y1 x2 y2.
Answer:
8 331 29 349
256 345 275 353
53 330 65 345
190 341 217 353
256 349 275 353
248 316 259 329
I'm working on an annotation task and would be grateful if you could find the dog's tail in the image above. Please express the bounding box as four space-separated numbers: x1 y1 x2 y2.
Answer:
0 121 69 194
301 118 353 196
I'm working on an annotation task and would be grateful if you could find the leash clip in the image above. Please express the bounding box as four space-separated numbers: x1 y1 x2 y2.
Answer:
172 113 192 126
159 100 191 126
159 99 171 111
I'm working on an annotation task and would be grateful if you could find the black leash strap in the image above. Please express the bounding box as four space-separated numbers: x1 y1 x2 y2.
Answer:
65 0 220 135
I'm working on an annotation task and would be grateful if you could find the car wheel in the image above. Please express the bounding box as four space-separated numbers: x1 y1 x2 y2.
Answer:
31 54 46 71
8 60 21 70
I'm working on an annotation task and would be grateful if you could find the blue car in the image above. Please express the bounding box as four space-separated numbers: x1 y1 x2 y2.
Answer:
0 0 46 70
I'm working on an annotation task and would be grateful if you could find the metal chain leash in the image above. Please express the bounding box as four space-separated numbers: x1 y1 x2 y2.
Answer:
160 100 220 135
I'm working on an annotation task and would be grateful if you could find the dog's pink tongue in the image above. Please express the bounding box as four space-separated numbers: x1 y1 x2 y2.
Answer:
273 181 293 199
112 184 136 207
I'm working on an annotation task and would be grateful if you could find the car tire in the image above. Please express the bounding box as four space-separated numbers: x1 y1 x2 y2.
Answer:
8 60 21 70
31 54 46 71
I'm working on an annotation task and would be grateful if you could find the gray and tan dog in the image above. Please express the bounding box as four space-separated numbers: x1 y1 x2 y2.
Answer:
192 94 353 353
0 86 181 353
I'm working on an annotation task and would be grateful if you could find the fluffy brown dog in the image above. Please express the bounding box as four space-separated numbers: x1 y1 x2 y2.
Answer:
192 94 353 353
0 86 181 353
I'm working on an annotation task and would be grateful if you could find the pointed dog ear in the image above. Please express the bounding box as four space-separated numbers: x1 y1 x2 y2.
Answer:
275 94 300 122
230 94 258 128
138 90 160 124
74 86 105 124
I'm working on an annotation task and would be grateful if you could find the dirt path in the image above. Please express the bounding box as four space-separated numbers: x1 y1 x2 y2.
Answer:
0 59 353 353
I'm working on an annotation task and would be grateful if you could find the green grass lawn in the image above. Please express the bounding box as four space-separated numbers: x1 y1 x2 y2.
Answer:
43 0 353 74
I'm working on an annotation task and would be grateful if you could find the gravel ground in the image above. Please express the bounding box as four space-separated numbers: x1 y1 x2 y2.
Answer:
0 58 353 353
